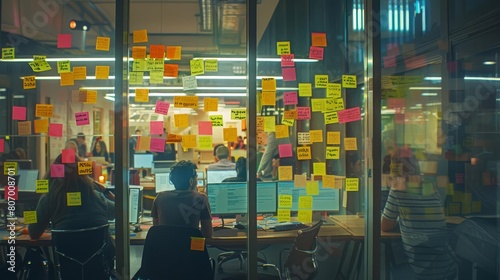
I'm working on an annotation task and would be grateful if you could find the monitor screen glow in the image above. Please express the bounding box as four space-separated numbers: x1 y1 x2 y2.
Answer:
17 170 39 192
155 173 175 193
206 170 237 184
134 154 154 168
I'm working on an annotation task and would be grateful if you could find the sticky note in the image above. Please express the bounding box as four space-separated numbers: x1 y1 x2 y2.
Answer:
309 130 323 143
59 72 74 86
73 66 87 80
51 164 65 178
276 41 290 55
174 96 198 108
84 90 97 104
223 127 237 142
315 75 328 88
36 180 49 193
205 59 218 72
298 132 310 145
150 70 163 84
281 54 294 67
198 136 213 150
149 121 163 135
135 88 149 103
18 121 31 135
278 166 293 181
344 137 358 150
327 83 342 98
62 148 77 163
0 139 4 153
67 192 82 206
296 107 311 120
57 60 71 73
297 146 311 160
190 59 205 75
28 60 51 72
337 107 361 123
182 76 197 91
190 237 205 251
49 123 63 137
4 162 18 175
210 115 223 126
298 196 312 209
323 175 335 188
150 138 166 152
13 106 27 120
283 91 298 105
133 29 148 43
95 66 110 79
75 112 90 126
333 98 344 111
278 195 293 208
155 100 170 115
174 114 189 128
77 161 92 175
257 116 264 132
23 76 36 89
342 75 357 88
263 116 276 132
129 72 144 85
149 44 165 59
278 143 293 158
275 125 289 138
24 211 37 224
182 135 197 149
204 98 218 111
294 174 306 187
327 132 341 145
2 47 15 59
277 209 291 222
166 46 182 60
311 99 325 112
306 181 319 195
282 67 296 81
164 64 179 77
324 112 339 124
345 178 359 191
311 32 327 47
132 46 147 59
198 121 213 135
313 163 326 176
309 46 324 60
34 119 49 133
298 83 312 97
262 78 276 92
231 108 247 120
261 91 276 106
95 36 110 51
57 34 72 48
326 146 340 159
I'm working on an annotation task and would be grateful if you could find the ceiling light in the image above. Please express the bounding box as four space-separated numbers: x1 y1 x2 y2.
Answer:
421 92 438 96
483 61 496 65
409 86 441 90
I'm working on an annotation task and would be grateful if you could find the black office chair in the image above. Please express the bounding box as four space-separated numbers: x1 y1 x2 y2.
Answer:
51 224 112 280
133 225 215 280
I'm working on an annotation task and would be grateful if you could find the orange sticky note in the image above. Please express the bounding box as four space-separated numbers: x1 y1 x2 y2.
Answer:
323 175 335 188
18 121 31 135
164 64 179 77
149 44 165 59
182 135 197 148
309 130 323 143
73 66 87 80
95 66 110 79
35 104 53 118
34 119 49 133
85 90 97 104
278 166 293 181
297 146 311 160
135 88 149 102
174 114 189 128
261 91 276 106
204 97 218 111
133 29 148 43
78 161 93 175
60 72 74 86
311 32 327 47
275 125 289 139
223 127 237 142
137 136 151 151
190 237 205 251
327 131 341 145
23 76 36 89
262 78 276 91
95 36 110 51
283 110 297 120
132 46 147 59
166 46 182 60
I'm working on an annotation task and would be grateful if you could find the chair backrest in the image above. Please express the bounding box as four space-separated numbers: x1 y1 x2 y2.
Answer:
137 225 213 280
51 224 110 280
283 220 323 280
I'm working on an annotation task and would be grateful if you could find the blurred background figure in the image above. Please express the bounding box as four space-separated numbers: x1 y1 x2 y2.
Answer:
92 139 111 163
208 146 235 170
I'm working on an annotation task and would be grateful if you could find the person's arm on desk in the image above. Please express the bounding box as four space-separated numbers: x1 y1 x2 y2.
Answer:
381 189 398 232
28 195 50 239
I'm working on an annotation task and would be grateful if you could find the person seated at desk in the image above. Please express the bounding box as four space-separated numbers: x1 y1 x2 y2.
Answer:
91 138 111 163
222 157 247 183
208 146 235 171
151 160 212 238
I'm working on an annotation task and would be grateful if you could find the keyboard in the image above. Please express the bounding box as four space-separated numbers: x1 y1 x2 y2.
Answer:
273 222 308 232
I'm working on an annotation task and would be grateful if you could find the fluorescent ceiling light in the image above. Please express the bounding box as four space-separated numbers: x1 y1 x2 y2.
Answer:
464 76 500 81
483 61 496 65
409 86 441 90
195 93 246 97
2 57 116 62
424 77 442 81
106 92 246 97
196 57 319 63
421 92 438 96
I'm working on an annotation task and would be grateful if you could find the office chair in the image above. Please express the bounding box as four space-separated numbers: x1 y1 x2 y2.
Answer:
51 224 112 280
133 225 215 280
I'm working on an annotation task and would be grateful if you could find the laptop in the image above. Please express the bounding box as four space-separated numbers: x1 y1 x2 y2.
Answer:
17 170 39 192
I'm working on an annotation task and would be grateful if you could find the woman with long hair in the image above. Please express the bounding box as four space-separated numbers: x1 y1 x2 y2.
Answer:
91 139 110 163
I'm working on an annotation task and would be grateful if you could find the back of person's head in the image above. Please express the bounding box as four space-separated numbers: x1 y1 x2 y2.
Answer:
215 146 229 160
169 160 197 190
77 132 85 140
235 157 246 179
213 144 225 157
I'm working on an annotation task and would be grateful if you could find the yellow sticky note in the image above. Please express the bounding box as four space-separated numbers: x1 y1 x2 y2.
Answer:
315 75 328 88
35 104 53 118
327 131 341 145
174 114 189 128
281 117 294 127
326 146 340 159
73 66 87 80
67 192 82 206
133 29 148 43
190 59 205 75
150 70 163 84
311 99 325 112
283 110 297 120
166 46 182 60
298 210 313 224
24 211 37 224
205 59 218 72
324 111 338 124
36 180 49 193
344 137 358 150
174 96 199 108
277 209 291 222
323 175 335 188
2 47 15 59
313 163 326 176
190 237 205 251
297 146 311 160
345 178 359 191
306 181 320 195
327 83 342 98
278 195 293 208
263 116 276 132
95 36 110 51
132 59 148 71
294 174 307 187
276 41 291 55
95 66 110 79
278 166 293 181
129 71 144 84
298 83 312 97
18 121 32 135
261 91 276 106
29 60 51 72
333 98 345 111
298 196 312 209
78 161 93 175
60 72 74 86
23 76 36 89
4 162 18 175
309 130 323 143
275 125 289 139
223 127 237 142
85 90 97 104
342 75 357 88
34 119 49 133
182 135 197 148
135 88 149 102
204 98 218 111
210 115 223 127
57 60 71 73
231 109 246 120
262 78 276 92
198 136 213 151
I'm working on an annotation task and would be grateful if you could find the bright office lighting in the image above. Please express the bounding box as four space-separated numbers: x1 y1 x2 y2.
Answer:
421 92 438 96
483 61 497 65
196 57 319 63
409 86 441 90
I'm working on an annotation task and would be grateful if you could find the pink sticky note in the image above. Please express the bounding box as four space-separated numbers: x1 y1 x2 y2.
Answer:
62 149 76 163
337 107 361 123
387 98 405 109
150 121 164 135
57 34 72 49
309 46 324 60
281 54 295 67
198 121 213 135
278 144 293 158
51 164 65 178
49 123 63 137
4 186 18 200
296 107 311 120
283 92 298 105
150 138 165 152
155 100 170 115
282 67 296 81
75 112 90 126
0 139 4 153
12 106 27 120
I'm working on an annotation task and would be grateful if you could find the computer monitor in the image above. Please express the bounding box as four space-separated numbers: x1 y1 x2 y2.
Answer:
197 171 205 179
133 154 154 169
3 159 33 170
107 185 143 224
277 181 340 211
17 170 39 192
206 182 277 215
155 172 175 193
206 169 237 184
